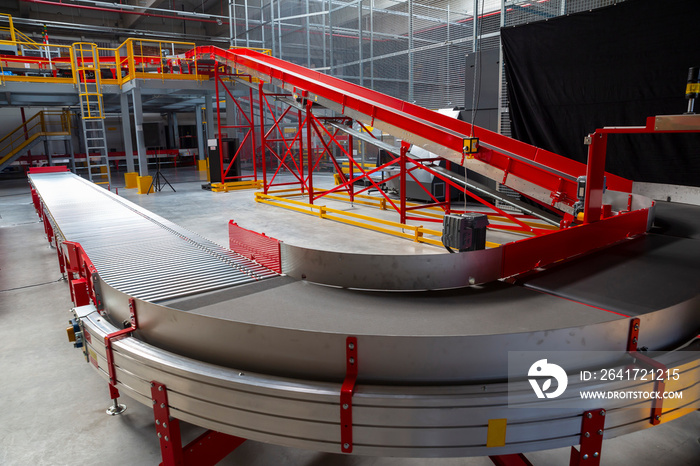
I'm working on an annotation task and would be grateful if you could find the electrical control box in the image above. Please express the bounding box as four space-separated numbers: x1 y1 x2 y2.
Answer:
442 213 489 252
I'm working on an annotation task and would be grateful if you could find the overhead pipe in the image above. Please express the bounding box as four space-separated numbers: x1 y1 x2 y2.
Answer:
20 0 227 25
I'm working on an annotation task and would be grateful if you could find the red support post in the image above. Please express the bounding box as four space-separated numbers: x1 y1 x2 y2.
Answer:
298 106 305 195
151 381 245 466
215 67 224 184
306 96 314 204
104 297 138 401
570 409 605 466
340 336 358 453
399 143 409 224
43 213 53 243
627 318 666 425
55 237 65 275
583 132 608 224
258 81 267 193
348 134 354 203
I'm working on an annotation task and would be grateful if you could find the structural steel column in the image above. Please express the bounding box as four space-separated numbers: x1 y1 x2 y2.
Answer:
172 113 180 149
44 139 52 166
328 0 333 73
66 139 75 172
369 0 374 89
205 92 215 146
195 105 206 161
120 91 135 173
472 0 478 53
358 0 363 86
131 87 148 176
497 0 506 134
408 0 414 103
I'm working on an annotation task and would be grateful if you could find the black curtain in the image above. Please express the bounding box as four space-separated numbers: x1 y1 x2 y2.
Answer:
501 0 700 187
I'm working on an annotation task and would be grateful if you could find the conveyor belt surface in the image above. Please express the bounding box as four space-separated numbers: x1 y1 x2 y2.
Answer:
520 203 700 318
29 172 276 302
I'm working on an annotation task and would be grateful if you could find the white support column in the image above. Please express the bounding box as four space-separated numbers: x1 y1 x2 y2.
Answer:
131 87 148 176
120 91 135 173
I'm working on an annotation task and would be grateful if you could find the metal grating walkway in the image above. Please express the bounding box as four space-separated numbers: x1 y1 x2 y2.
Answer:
29 172 277 303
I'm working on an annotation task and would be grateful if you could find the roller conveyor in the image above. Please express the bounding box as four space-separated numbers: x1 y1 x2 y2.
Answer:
30 171 277 303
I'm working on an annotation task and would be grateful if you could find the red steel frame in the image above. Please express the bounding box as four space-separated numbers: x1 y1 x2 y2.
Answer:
203 52 591 239
151 381 246 466
214 67 259 184
214 78 551 237
193 47 635 211
583 115 700 223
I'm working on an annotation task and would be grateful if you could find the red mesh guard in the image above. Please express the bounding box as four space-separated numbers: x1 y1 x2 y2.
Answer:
228 221 281 274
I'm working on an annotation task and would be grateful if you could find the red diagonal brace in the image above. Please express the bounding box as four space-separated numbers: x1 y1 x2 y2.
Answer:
340 336 358 453
570 409 606 466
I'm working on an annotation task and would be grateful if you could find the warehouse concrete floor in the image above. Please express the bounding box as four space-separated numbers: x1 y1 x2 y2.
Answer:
1 167 698 466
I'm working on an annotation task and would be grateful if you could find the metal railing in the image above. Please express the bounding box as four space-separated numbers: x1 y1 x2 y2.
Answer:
0 14 273 87
0 110 71 167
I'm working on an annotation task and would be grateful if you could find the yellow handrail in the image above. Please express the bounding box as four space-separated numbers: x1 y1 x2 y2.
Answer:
0 13 17 46
14 29 42 50
0 15 265 85
0 110 71 166
255 192 503 249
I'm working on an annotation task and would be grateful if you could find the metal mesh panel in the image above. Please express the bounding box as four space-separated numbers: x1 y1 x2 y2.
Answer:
244 0 626 131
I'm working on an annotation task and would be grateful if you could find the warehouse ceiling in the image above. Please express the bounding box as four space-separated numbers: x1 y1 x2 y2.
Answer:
2 0 504 46
2 0 232 45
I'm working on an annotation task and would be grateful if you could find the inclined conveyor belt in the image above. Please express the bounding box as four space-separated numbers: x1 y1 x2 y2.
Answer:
29 172 277 302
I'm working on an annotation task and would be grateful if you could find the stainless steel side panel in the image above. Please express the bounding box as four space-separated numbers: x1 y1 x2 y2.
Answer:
280 243 503 290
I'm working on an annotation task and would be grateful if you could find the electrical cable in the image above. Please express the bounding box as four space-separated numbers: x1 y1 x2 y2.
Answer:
0 277 64 293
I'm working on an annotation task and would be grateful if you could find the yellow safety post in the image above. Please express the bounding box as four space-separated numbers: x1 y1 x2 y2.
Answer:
124 172 138 189
136 175 154 194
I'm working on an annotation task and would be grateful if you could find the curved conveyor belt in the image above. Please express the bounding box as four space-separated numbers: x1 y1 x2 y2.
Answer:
30 171 700 458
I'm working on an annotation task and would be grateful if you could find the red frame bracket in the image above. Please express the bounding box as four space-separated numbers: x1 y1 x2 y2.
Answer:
104 297 138 399
627 318 640 351
150 381 246 466
570 409 606 466
340 336 358 453
627 318 666 425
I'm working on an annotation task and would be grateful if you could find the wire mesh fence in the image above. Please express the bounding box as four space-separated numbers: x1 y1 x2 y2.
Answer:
231 0 627 132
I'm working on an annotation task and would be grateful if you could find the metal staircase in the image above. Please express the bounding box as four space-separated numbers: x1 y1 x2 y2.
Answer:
72 42 110 186
0 110 71 173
